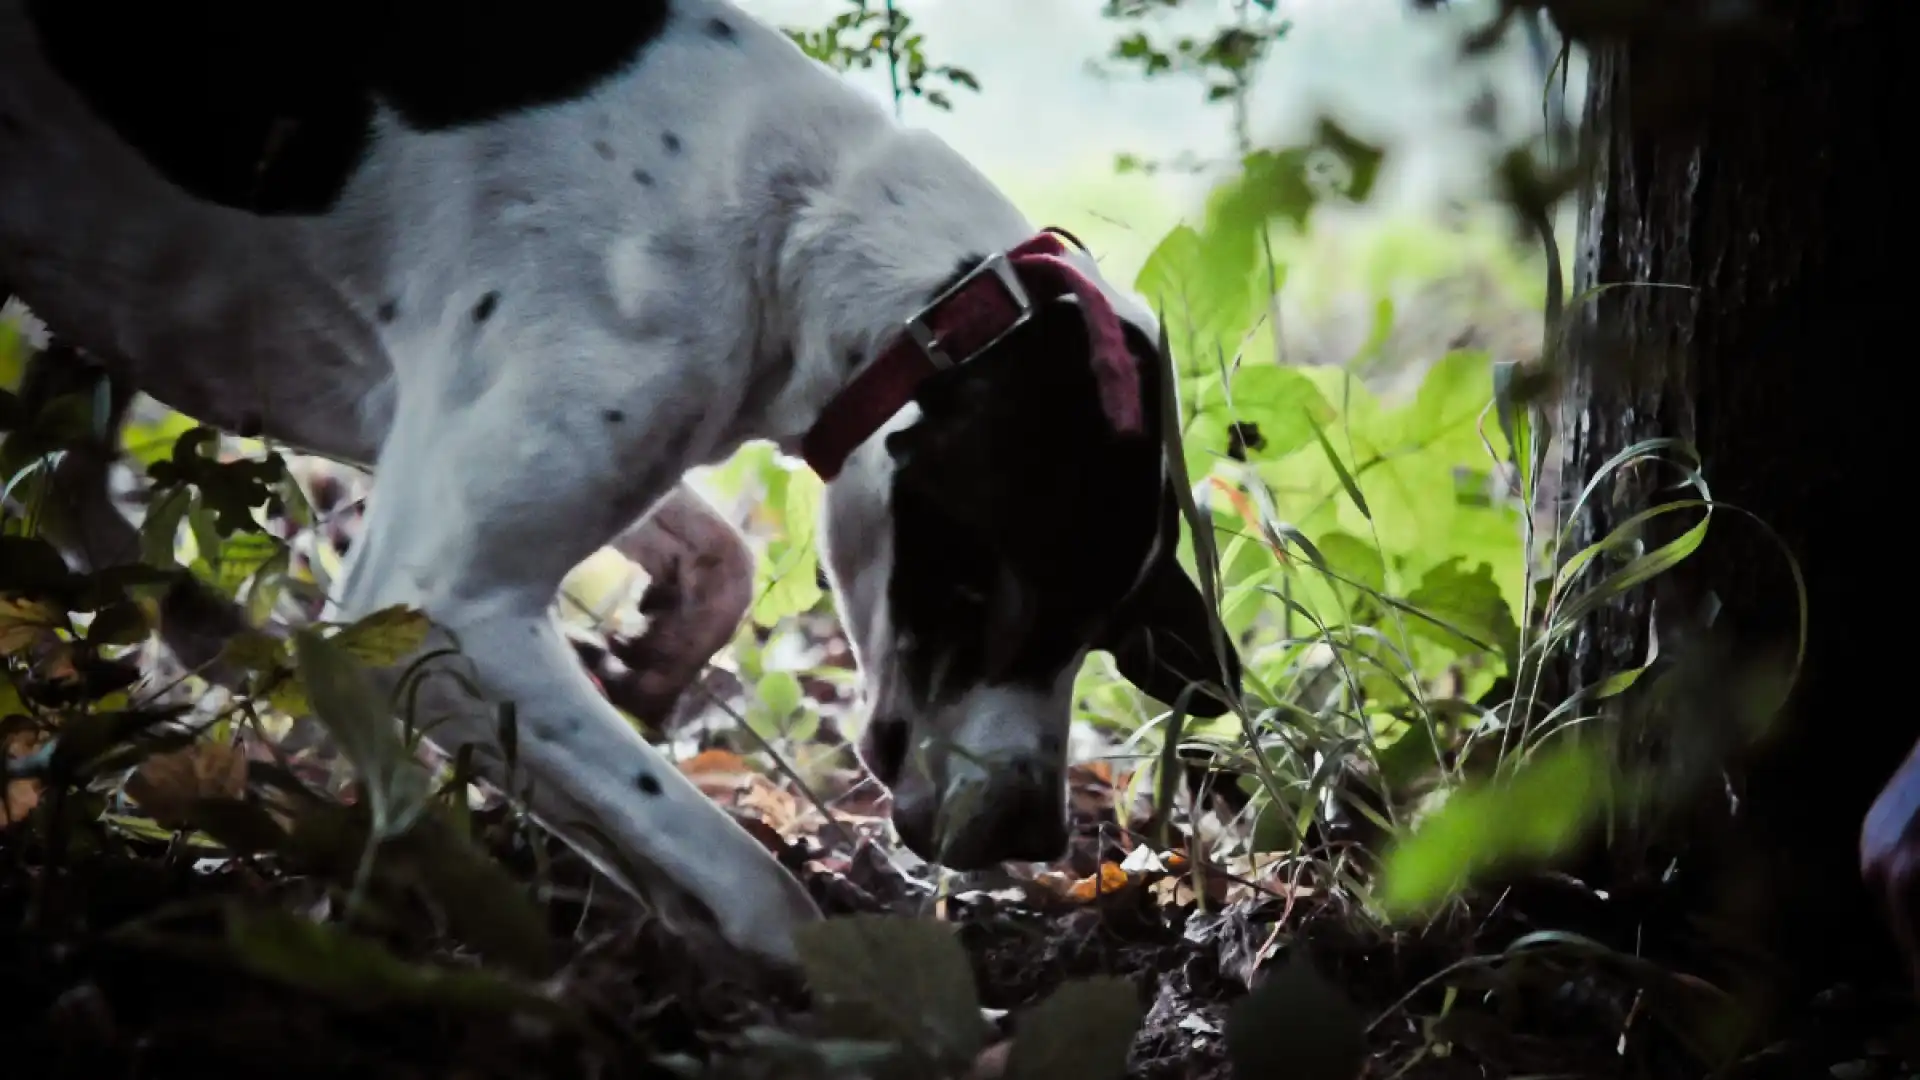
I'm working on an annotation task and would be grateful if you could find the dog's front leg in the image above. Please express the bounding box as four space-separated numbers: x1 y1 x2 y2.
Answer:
328 388 821 964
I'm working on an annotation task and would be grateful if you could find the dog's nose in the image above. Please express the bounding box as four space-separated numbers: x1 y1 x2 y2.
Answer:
938 756 1068 869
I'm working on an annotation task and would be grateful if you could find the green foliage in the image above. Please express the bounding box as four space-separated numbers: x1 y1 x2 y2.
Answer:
783 0 979 113
1376 739 1612 917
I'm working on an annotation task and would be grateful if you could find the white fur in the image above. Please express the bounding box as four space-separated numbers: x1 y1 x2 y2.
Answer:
0 0 1159 962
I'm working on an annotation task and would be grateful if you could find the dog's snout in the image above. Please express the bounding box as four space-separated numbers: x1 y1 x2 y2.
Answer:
983 759 1068 863
912 755 1067 870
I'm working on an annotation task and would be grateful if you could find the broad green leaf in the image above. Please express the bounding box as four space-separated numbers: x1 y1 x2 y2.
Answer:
1384 349 1495 460
749 669 805 738
208 906 572 1019
752 459 825 626
290 628 432 841
794 915 989 1070
121 407 199 471
1219 364 1337 463
389 811 554 977
1312 531 1388 598
1402 557 1519 661
212 532 283 598
331 604 433 667
1133 224 1263 377
1378 741 1611 917
140 487 194 568
1336 444 1457 558
1004 977 1143 1080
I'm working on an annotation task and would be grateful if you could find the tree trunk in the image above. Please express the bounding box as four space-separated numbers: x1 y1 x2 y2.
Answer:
1555 0 1902 1010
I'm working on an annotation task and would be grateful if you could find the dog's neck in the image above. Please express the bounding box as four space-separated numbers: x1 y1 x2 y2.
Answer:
755 126 1034 453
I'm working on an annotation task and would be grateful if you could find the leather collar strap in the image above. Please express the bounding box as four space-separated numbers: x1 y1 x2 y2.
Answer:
799 228 1144 481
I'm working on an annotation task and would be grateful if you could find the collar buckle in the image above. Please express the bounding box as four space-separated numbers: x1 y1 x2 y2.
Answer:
901 251 1033 370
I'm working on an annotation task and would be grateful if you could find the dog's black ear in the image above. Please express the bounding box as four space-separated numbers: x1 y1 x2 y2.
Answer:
1100 554 1241 718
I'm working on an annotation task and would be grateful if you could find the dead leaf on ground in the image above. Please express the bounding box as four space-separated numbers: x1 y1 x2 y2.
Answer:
677 747 752 801
1066 862 1136 902
124 738 250 831
739 776 805 836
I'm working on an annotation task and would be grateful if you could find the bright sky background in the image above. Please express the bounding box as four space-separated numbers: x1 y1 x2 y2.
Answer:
743 0 1578 282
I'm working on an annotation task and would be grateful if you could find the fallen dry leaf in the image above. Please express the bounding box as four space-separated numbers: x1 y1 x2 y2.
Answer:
676 747 752 801
1066 861 1136 902
737 775 804 836
124 739 250 831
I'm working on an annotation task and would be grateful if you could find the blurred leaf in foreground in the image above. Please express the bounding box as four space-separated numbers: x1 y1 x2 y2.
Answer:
794 915 988 1074
1004 976 1143 1080
1225 957 1366 1080
210 905 572 1021
1378 740 1611 918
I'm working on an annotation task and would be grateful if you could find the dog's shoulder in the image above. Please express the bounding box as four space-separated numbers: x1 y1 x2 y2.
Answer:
17 0 702 216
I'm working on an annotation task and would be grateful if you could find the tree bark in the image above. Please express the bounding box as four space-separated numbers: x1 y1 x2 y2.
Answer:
1556 0 1902 1008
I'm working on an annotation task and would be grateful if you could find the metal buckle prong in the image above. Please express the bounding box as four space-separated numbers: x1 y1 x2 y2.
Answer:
901 251 1034 371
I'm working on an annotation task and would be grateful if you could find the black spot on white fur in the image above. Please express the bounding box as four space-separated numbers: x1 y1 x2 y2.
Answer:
604 408 625 424
635 771 663 795
473 292 499 322
632 168 655 186
661 131 682 154
21 0 672 215
706 17 736 41
376 299 399 323
593 139 616 161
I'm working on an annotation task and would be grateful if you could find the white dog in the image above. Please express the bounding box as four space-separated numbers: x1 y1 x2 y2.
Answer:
0 0 1240 964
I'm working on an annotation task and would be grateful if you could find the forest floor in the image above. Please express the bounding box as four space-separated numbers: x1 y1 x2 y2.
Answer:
5 654 1917 1080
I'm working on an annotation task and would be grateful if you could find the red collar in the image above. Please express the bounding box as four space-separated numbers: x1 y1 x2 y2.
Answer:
799 228 1144 480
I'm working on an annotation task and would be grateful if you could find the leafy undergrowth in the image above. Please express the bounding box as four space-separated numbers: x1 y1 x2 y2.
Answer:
0 125 1896 1078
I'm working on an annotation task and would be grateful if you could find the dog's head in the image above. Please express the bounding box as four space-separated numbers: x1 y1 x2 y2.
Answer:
811 238 1242 869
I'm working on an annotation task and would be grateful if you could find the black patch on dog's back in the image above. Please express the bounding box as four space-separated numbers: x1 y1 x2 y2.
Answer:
22 0 673 216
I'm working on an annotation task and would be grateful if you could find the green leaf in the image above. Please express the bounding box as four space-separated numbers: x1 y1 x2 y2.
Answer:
290 627 432 842
1337 443 1457 559
1224 958 1366 1080
207 906 573 1021
330 604 433 667
120 407 199 471
752 460 825 627
751 669 804 737
1133 224 1263 378
1378 741 1611 917
1387 350 1494 460
140 486 194 568
211 531 283 598
1312 531 1388 598
1004 977 1143 1080
1308 416 1370 519
389 810 554 978
1401 557 1519 660
794 915 989 1070
1219 364 1336 462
